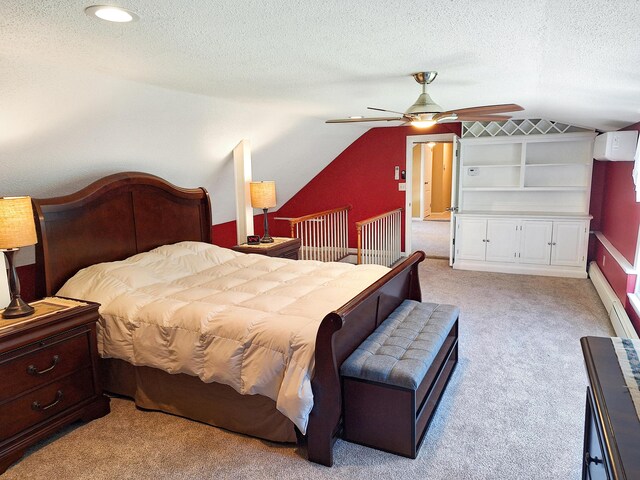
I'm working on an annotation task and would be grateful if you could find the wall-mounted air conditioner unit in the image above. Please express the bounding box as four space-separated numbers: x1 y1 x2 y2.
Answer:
593 131 639 161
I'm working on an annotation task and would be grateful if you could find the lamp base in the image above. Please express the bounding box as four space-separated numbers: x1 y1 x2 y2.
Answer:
2 296 35 319
260 208 274 243
260 234 274 244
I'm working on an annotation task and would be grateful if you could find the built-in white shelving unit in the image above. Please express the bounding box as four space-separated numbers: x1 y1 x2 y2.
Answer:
458 132 595 214
454 128 596 278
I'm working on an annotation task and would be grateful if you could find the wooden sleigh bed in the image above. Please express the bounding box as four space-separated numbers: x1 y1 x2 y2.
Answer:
32 172 425 466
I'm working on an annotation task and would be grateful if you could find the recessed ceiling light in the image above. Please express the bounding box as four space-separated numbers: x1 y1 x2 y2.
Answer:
349 116 363 119
85 5 139 23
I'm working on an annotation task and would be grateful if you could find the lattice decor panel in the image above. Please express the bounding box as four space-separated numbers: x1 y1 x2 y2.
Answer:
461 119 593 138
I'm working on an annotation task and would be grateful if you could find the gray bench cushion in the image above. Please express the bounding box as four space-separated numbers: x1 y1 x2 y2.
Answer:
340 300 459 389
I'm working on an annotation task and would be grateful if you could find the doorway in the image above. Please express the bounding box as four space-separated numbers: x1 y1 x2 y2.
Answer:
411 142 453 222
404 133 458 260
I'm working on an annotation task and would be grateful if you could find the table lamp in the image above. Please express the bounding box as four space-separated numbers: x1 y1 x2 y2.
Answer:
250 181 276 243
0 196 38 319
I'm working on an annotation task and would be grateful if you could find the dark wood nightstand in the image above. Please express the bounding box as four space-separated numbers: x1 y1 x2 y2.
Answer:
0 297 110 474
232 237 302 260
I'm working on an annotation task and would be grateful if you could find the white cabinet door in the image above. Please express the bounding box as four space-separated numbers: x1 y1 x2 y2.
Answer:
485 219 519 263
551 221 586 266
520 221 552 265
456 217 487 261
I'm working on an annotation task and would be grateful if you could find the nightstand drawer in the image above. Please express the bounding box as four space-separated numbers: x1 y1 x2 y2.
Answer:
0 367 95 442
0 328 91 402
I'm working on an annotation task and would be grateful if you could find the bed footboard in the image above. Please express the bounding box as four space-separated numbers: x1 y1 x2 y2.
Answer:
306 251 425 466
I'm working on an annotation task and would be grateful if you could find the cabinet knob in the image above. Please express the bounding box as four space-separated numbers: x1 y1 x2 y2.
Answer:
482 239 486 242
552 242 557 246
547 242 552 245
486 239 490 243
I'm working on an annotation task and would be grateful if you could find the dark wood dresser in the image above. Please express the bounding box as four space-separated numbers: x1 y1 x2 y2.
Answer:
581 336 640 480
0 298 110 474
232 236 301 259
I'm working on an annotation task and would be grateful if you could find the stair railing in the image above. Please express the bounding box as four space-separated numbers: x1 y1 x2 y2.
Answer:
356 208 403 267
288 206 351 262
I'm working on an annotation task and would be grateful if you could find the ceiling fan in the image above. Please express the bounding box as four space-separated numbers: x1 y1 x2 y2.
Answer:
326 71 524 128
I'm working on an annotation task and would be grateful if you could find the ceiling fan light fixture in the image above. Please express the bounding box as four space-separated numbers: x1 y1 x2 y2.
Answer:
85 5 139 23
411 119 436 129
410 113 436 128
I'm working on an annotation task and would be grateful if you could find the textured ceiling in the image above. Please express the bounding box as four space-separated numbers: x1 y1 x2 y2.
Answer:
2 0 639 131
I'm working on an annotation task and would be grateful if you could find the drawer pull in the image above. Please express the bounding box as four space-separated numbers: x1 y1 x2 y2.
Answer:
27 355 60 375
585 452 603 466
32 390 64 411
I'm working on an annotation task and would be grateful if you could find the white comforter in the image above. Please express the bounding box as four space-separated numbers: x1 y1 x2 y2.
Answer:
57 241 389 433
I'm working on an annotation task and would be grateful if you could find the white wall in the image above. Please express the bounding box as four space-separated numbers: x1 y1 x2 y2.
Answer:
0 56 363 225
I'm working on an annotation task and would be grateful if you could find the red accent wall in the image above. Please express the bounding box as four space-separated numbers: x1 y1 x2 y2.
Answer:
273 124 461 249
600 160 640 264
594 241 629 302
590 122 640 334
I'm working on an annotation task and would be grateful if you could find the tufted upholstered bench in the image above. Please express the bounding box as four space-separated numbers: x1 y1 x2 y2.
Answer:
340 299 459 458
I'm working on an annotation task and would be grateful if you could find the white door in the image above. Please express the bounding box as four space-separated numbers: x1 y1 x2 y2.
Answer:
449 139 459 266
551 221 586 266
520 221 553 265
485 219 519 263
455 217 486 261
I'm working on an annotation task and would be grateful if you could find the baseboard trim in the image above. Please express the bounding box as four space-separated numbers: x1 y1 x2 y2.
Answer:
453 260 587 278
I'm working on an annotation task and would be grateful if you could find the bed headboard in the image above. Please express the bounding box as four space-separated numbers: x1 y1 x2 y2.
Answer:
33 172 212 298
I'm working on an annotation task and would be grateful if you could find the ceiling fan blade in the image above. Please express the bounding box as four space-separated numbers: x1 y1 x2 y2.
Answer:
325 116 405 124
367 106 409 116
438 103 524 118
453 114 513 122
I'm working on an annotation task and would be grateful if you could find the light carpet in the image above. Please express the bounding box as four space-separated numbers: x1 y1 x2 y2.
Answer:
4 259 612 479
412 220 450 258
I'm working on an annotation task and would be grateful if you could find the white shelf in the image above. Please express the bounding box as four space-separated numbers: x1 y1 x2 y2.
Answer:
462 186 588 192
522 186 588 191
464 164 521 168
524 162 590 167
462 187 521 191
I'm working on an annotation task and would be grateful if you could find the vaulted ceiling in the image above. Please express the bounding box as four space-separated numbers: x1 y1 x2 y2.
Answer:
5 0 639 129
1 1 639 221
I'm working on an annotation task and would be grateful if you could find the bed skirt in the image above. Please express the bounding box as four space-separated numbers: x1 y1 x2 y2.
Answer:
101 358 298 443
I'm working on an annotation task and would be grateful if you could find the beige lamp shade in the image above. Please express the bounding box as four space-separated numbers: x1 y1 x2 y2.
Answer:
250 181 276 209
0 196 37 249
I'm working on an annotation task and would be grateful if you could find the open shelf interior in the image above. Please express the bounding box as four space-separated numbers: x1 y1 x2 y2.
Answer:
461 142 521 166
462 165 520 188
525 140 592 165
